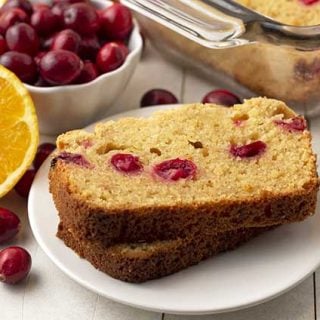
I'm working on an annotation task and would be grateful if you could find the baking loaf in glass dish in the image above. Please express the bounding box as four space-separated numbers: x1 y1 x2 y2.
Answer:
135 0 320 115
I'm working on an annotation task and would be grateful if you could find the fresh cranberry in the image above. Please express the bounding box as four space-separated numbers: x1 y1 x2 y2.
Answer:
99 3 133 40
75 60 98 84
31 7 59 36
32 3 50 11
0 8 28 35
1 0 33 16
53 0 88 4
78 35 100 60
33 143 56 171
33 76 50 87
202 89 241 106
96 42 126 73
0 246 31 284
0 51 37 83
0 208 20 244
41 34 55 51
274 117 307 132
300 0 319 4
0 35 7 54
115 41 129 57
110 153 143 174
51 29 81 53
230 141 266 158
51 152 92 168
14 169 36 198
34 51 45 65
51 2 68 23
6 22 39 56
153 158 197 181
140 89 178 107
64 3 99 36
39 50 82 85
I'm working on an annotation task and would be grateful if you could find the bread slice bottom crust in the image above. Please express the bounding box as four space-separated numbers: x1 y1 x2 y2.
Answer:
57 223 271 283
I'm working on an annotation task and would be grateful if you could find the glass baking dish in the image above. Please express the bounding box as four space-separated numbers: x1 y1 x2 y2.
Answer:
121 0 320 116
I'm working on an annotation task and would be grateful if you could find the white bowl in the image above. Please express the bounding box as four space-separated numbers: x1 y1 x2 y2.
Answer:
25 0 142 135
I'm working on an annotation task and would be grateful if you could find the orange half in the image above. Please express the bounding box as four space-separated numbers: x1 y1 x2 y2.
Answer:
0 65 39 197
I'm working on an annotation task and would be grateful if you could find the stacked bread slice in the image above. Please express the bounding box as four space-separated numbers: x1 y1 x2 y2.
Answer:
49 98 318 282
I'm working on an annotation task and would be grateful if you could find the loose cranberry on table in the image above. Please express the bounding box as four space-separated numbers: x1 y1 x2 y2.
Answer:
0 246 31 284
96 42 126 73
1 0 33 17
0 51 37 83
33 142 56 171
0 208 20 244
0 8 29 35
51 29 81 53
39 49 83 85
99 3 133 40
75 60 98 84
6 22 39 56
63 3 99 36
31 7 60 36
14 168 36 198
202 89 241 107
140 89 178 107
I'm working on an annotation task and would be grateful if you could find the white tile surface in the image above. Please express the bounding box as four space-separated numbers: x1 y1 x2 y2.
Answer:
23 248 97 320
164 276 315 320
0 191 38 320
93 296 162 320
105 42 184 115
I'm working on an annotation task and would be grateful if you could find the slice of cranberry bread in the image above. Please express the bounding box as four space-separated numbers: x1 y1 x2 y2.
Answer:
57 222 270 283
49 98 318 245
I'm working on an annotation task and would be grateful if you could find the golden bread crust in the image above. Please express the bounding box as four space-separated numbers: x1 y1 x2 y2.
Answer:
57 222 270 283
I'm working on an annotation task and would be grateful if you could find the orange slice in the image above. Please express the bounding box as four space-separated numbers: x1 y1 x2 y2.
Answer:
0 65 39 198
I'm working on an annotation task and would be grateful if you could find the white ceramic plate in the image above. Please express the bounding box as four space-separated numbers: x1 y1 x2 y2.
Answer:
28 104 320 315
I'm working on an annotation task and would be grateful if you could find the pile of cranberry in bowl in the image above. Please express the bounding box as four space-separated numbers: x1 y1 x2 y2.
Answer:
0 0 142 134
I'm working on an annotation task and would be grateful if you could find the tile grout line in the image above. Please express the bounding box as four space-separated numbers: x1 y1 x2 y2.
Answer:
314 273 318 320
90 294 99 320
21 244 40 320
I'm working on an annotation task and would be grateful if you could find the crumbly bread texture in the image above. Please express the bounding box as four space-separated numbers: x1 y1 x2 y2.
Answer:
49 98 318 246
57 222 270 283
236 0 320 26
